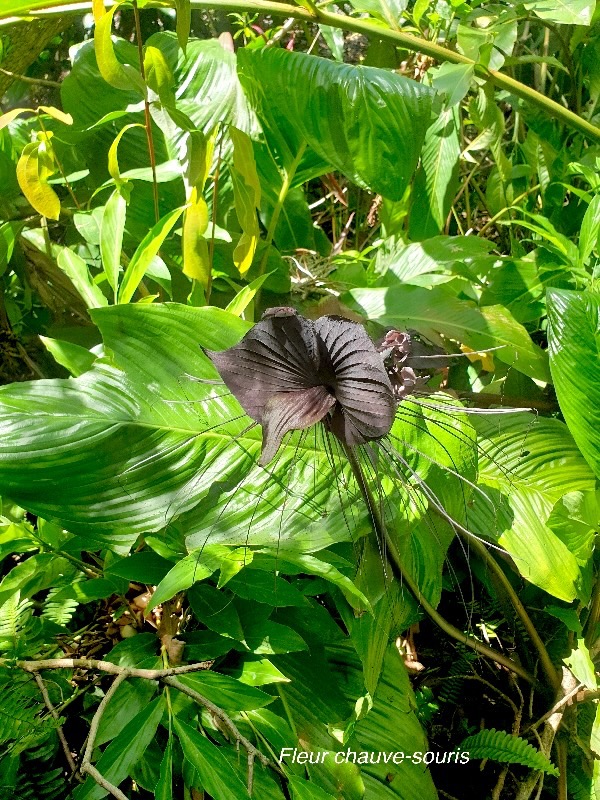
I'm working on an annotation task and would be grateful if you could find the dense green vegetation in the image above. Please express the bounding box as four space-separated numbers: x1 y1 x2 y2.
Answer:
1 1 600 798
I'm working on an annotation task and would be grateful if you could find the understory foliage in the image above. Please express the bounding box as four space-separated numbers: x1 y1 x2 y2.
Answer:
0 0 600 799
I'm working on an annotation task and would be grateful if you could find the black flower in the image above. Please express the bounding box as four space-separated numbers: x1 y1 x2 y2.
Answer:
204 307 397 465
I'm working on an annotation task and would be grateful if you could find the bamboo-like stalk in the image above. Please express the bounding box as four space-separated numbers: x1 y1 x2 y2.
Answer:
3 0 600 142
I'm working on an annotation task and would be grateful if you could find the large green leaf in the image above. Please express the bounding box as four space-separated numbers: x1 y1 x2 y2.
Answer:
547 289 600 481
174 718 250 800
409 106 460 240
469 413 597 602
75 695 165 800
0 304 372 550
348 284 551 381
237 48 436 201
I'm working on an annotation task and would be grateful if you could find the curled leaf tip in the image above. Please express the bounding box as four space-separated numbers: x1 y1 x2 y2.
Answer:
205 308 408 464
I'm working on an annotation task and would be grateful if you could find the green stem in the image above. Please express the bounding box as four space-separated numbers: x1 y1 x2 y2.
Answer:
342 442 535 684
458 531 560 694
257 140 307 279
132 0 160 225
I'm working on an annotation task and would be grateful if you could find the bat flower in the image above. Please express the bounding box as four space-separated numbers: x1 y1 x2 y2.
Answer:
204 307 397 466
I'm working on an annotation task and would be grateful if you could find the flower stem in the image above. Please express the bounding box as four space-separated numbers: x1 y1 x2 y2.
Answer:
342 442 535 684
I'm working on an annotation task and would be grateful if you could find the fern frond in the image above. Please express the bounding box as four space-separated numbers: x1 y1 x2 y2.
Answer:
42 588 79 626
0 668 57 755
14 734 66 800
0 592 34 655
457 728 559 776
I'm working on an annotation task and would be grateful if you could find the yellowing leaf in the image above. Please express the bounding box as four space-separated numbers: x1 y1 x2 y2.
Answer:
0 108 30 130
460 343 495 372
16 142 60 220
108 123 145 185
37 106 74 126
0 106 73 130
182 187 210 286
230 126 260 275
183 129 215 197
94 4 146 94
92 0 105 21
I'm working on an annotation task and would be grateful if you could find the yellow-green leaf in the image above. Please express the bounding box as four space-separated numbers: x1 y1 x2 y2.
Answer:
143 45 174 105
184 129 214 196
0 106 73 130
182 187 210 286
94 3 146 94
119 207 184 303
16 142 60 220
174 0 192 53
56 248 109 309
101 187 127 298
230 126 260 275
225 272 272 317
38 105 74 126
108 123 145 185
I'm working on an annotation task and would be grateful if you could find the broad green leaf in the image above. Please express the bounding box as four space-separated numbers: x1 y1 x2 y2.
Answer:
243 619 308 654
176 671 273 710
106 550 174 584
149 547 226 608
174 718 250 800
143 45 174 105
51 577 127 603
579 194 600 267
155 736 173 800
237 48 436 200
348 284 551 382
288 777 338 800
174 0 191 53
523 0 595 25
230 126 261 275
255 549 370 611
431 63 474 107
119 207 184 303
16 141 60 220
95 678 157 746
75 695 164 800
565 638 597 689
347 0 405 28
351 646 437 799
188 583 246 641
39 337 96 377
224 656 290 685
547 289 600 480
225 570 308 607
100 187 127 298
409 106 460 240
469 413 596 602
57 247 109 309
94 3 146 94
182 188 210 286
0 303 462 556
350 593 392 696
